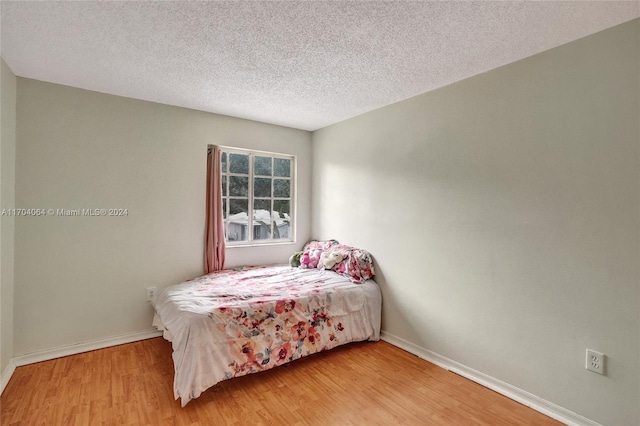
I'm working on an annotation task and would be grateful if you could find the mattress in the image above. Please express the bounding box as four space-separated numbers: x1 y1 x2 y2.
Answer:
152 264 382 406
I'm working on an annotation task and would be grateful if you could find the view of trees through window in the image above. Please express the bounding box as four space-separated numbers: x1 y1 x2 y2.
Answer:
221 149 294 243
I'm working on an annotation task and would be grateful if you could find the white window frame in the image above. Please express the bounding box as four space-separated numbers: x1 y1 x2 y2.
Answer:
219 146 296 247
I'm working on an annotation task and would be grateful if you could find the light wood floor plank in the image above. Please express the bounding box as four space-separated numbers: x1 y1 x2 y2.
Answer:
1 338 560 425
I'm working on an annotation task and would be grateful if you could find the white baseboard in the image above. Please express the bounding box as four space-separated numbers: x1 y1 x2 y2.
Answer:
0 360 16 396
380 331 601 426
11 329 163 368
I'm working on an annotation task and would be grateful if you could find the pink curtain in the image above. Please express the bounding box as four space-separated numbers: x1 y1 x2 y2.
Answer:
204 145 226 273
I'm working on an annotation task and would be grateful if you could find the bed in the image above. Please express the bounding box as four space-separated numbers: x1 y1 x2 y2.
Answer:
152 242 381 406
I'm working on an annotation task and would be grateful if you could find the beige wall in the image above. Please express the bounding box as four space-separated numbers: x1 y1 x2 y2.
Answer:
14 80 311 355
312 19 639 426
1 58 17 375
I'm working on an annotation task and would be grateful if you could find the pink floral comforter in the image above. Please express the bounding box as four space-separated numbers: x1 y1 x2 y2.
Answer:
152 265 381 406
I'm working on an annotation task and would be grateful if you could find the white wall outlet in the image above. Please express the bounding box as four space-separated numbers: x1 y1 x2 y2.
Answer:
586 349 605 375
146 287 156 302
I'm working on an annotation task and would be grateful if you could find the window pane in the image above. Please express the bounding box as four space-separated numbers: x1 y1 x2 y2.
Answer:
254 177 271 198
254 199 270 211
222 175 227 196
229 198 248 216
254 199 271 241
229 153 249 174
274 158 291 177
253 210 271 240
273 200 290 240
273 179 290 198
229 176 248 196
221 152 227 173
273 221 290 239
273 200 290 217
227 198 248 242
222 198 227 219
254 156 272 176
227 222 247 242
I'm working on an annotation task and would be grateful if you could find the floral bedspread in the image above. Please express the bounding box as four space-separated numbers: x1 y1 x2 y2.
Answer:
152 265 381 406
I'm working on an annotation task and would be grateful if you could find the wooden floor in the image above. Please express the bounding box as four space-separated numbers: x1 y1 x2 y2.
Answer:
1 338 560 426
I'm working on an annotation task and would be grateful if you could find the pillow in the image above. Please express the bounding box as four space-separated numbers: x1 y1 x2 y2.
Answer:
325 244 375 283
299 248 322 269
298 239 339 269
301 239 339 253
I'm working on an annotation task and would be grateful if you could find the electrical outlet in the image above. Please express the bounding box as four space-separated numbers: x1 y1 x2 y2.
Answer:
146 287 156 302
586 349 605 375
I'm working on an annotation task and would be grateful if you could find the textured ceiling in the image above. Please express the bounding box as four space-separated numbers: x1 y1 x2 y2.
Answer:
1 1 638 131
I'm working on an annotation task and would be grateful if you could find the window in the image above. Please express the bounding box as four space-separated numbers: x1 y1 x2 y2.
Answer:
220 147 295 245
